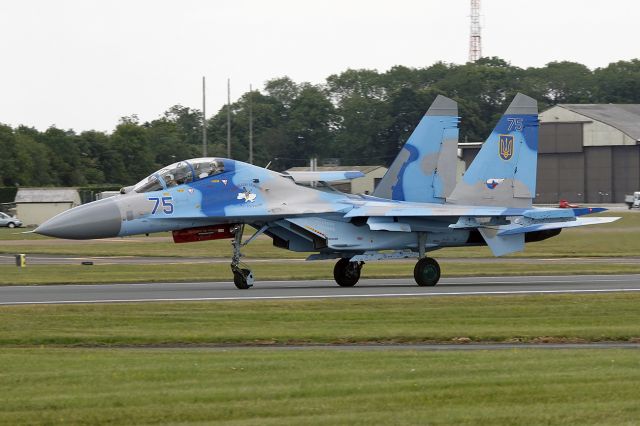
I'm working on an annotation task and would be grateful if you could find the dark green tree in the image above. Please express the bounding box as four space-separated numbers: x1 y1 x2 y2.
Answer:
594 59 640 103
285 84 335 164
109 117 155 184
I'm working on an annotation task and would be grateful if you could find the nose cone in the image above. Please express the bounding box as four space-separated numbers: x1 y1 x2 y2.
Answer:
35 198 122 239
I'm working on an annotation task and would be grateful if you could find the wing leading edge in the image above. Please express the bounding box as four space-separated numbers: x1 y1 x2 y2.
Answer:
283 171 365 183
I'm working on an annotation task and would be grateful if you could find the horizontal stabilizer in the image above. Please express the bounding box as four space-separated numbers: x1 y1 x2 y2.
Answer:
572 207 607 216
522 208 575 220
478 228 524 256
283 171 364 183
498 216 620 236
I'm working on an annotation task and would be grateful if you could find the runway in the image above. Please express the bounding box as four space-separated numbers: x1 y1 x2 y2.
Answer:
2 274 640 305
2 254 639 265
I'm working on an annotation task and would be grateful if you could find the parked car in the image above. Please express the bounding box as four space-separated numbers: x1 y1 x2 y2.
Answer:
625 192 640 209
0 212 22 228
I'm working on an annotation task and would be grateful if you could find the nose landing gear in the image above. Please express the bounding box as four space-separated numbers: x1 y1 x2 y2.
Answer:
232 267 254 289
230 224 263 289
230 225 252 289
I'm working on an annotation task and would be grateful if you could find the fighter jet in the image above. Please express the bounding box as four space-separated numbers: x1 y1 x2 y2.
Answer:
35 94 618 289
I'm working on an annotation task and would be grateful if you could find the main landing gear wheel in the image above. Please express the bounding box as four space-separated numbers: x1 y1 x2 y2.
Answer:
414 257 440 287
333 258 363 287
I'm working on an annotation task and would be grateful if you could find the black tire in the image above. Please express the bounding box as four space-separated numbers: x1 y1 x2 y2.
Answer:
7 222 15 229
233 269 252 289
333 258 361 287
414 257 441 287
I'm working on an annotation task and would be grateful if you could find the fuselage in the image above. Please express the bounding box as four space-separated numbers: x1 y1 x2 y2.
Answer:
35 158 352 239
34 157 560 255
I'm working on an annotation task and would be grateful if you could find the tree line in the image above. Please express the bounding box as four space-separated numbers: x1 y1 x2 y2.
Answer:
1 57 640 188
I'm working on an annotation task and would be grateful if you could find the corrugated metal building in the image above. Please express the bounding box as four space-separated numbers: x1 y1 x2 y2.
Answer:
460 104 640 203
14 188 81 226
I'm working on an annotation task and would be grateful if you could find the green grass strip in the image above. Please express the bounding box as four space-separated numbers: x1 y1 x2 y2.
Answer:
2 294 639 346
2 262 640 286
1 348 639 425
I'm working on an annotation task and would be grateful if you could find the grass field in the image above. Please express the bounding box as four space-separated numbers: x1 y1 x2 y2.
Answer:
1 348 639 425
1 293 640 424
2 294 639 346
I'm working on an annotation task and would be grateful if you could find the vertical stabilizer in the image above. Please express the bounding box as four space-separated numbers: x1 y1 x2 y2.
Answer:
373 95 458 203
448 93 539 208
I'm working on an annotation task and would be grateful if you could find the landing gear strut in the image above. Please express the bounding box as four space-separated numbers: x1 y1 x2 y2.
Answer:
414 257 440 286
333 258 364 287
231 224 254 289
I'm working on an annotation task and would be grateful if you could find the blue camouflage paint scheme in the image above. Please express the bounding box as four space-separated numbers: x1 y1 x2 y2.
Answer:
390 116 459 203
460 113 539 196
391 144 419 201
373 95 458 204
572 207 606 216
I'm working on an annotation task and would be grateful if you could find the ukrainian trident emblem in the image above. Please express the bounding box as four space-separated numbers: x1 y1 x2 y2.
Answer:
499 135 514 160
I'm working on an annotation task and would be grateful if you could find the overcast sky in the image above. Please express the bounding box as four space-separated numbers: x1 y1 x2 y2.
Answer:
1 0 638 132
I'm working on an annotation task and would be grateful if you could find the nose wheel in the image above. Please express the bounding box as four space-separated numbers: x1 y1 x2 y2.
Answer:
230 224 254 289
232 268 254 289
414 257 440 286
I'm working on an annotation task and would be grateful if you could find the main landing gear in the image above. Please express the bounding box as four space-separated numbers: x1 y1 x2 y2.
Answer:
333 258 364 287
332 256 441 287
413 257 441 287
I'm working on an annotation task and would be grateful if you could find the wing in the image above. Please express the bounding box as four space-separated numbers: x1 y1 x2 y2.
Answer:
344 198 620 256
282 171 365 183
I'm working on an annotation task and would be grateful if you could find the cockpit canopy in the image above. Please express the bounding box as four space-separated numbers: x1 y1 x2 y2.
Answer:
133 158 225 193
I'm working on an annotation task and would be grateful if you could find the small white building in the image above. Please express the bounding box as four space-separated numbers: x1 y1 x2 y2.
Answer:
285 165 388 194
14 188 81 226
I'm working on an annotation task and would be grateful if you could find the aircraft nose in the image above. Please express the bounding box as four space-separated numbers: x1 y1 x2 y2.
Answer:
34 198 122 239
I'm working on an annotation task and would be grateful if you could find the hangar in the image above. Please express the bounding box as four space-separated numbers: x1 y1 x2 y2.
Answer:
460 103 640 203
14 188 81 226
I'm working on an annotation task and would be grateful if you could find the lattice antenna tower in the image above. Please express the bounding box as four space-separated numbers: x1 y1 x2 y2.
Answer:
469 0 482 62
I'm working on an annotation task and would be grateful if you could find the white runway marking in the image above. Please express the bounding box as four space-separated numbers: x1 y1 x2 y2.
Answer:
2 287 640 306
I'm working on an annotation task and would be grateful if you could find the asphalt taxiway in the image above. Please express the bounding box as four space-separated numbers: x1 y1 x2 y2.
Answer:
1 254 639 265
2 274 639 305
